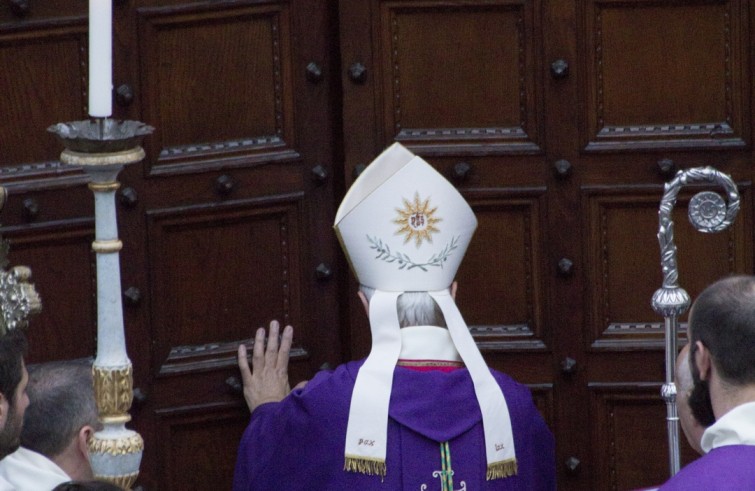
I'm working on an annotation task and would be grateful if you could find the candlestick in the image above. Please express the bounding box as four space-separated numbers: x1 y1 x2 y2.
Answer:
88 0 112 117
61 148 144 489
49 120 153 489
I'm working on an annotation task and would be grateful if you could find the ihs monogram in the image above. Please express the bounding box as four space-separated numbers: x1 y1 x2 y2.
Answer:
394 192 442 247
367 192 458 271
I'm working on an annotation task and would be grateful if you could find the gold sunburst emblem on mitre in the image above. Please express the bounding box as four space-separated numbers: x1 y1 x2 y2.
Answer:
393 192 442 247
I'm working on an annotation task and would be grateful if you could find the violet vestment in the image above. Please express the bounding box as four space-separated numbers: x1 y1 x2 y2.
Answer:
233 360 555 490
658 401 755 490
656 445 755 490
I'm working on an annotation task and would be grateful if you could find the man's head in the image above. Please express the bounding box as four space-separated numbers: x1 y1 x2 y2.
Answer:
687 275 755 423
21 358 101 480
0 329 29 459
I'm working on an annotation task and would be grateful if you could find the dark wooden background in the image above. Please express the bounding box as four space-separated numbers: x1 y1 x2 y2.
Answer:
0 1 751 489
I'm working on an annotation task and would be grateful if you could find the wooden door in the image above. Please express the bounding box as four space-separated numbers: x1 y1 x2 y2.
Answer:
0 1 341 489
564 1 752 489
339 1 753 490
2 1 754 489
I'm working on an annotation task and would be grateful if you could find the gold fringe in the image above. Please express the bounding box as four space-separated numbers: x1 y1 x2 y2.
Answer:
344 455 387 481
486 458 518 480
396 359 464 368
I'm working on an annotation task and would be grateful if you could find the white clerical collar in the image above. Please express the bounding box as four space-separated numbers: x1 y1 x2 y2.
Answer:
701 401 755 452
398 325 462 362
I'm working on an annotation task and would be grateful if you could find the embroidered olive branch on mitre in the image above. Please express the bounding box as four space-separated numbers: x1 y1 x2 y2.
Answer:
367 235 459 272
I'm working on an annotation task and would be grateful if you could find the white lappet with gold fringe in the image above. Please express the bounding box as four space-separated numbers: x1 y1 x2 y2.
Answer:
334 142 516 481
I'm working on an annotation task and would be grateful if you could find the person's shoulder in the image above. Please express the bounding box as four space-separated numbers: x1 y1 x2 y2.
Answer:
488 368 533 398
0 446 31 470
299 360 361 390
484 368 545 423
286 360 361 408
657 456 713 490
488 367 521 383
659 446 755 490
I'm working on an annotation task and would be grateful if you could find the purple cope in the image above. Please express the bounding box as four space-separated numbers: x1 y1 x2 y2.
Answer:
233 360 555 490
657 445 755 490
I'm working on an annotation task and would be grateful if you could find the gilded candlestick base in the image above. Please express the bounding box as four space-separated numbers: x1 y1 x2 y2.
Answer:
89 365 142 489
89 426 144 490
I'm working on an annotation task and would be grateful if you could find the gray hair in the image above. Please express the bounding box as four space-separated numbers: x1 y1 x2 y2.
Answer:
360 286 447 328
21 358 101 458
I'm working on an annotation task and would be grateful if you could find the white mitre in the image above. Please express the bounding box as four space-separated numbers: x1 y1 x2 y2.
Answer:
334 142 516 480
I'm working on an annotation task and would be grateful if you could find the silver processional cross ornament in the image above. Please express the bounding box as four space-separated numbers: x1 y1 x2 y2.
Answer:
652 166 739 477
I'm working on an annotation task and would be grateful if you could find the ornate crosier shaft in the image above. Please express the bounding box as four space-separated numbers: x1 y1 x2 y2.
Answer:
652 166 739 477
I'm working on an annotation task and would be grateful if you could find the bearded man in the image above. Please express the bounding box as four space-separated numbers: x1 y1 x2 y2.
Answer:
658 275 755 490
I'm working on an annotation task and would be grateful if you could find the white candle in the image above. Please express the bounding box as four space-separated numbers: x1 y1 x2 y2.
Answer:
88 0 112 118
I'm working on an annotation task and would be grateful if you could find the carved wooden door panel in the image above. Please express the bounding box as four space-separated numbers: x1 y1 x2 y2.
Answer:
0 1 341 489
564 1 752 489
339 1 754 490
130 2 341 487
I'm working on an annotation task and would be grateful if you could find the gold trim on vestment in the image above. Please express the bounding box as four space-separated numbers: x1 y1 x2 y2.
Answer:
396 359 464 368
344 455 386 480
486 458 518 480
